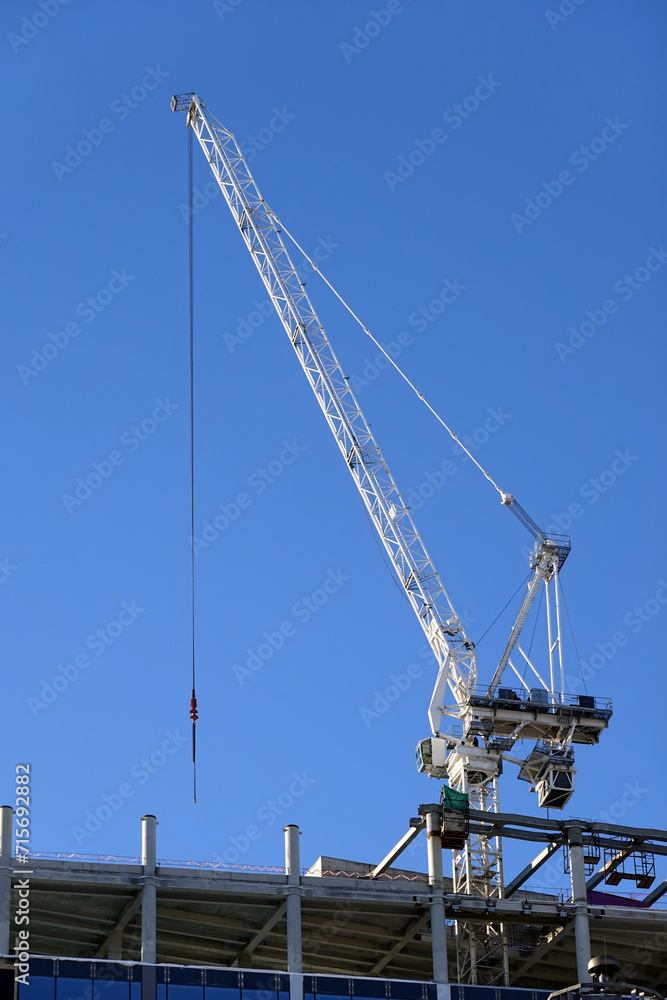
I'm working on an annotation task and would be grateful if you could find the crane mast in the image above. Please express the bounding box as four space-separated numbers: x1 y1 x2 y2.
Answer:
172 94 612 986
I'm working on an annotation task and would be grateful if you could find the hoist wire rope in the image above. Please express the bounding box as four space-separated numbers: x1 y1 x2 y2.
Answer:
526 584 544 664
474 569 532 648
188 122 198 803
559 576 588 695
360 501 411 607
273 213 512 506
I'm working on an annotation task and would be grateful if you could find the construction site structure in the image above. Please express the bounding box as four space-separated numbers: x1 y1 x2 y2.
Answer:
170 93 614 984
2 808 666 996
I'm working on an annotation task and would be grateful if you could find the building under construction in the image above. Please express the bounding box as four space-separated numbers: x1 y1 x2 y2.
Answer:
1 806 666 997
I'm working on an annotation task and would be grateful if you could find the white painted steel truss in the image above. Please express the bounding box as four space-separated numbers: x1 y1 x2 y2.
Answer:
176 94 476 706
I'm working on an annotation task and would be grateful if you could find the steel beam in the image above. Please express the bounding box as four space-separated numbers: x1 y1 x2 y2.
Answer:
107 930 122 960
505 840 563 897
643 877 667 907
95 895 142 957
370 911 430 974
468 808 667 843
232 901 287 966
370 822 424 879
513 922 574 977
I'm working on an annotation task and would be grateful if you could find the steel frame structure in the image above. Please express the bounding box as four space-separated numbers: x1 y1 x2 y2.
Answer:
3 806 666 987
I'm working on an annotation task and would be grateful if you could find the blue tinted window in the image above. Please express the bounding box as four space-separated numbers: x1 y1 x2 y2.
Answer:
206 972 240 988
315 994 349 1000
92 984 130 1000
243 975 277 991
58 962 93 980
242 990 277 1000
130 984 142 1000
94 963 130 984
56 978 94 1000
168 987 204 999
158 986 167 1000
92 963 130 1000
388 983 423 1000
243 975 276 990
18 976 56 1000
171 969 204 986
352 982 385 998
316 981 350 996
461 990 494 1000
205 991 240 1000
33 961 58 978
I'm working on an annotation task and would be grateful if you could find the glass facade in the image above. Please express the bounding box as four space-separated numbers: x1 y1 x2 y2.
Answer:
13 960 553 1000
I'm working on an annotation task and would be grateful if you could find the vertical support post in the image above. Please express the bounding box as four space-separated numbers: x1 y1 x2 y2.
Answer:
553 563 565 697
424 808 450 994
492 778 510 987
107 929 122 960
0 806 13 957
284 825 303 1000
141 815 157 965
567 824 591 983
545 577 555 700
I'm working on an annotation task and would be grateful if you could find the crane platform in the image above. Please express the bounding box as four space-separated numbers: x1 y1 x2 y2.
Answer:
462 686 612 746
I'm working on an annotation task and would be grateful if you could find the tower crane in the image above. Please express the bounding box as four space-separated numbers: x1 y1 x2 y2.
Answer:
171 94 612 984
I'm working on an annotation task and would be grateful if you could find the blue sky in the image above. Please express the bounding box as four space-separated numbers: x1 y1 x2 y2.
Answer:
1 1 665 898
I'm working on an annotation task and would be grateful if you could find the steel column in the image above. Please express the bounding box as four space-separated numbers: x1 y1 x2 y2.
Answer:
567 824 591 982
0 806 12 956
425 808 449 989
284 825 303 1000
141 814 157 965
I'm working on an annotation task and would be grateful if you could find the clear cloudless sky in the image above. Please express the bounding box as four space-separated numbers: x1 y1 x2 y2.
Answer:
1 0 665 897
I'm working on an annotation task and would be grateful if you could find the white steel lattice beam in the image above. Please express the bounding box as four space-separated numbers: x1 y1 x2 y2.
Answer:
181 95 476 711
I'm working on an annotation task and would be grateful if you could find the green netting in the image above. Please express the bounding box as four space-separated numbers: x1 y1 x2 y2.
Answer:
441 785 468 814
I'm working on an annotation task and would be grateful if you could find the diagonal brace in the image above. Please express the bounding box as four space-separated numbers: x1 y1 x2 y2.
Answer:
369 822 424 879
370 911 431 974
505 839 563 897
95 894 142 958
231 900 287 966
